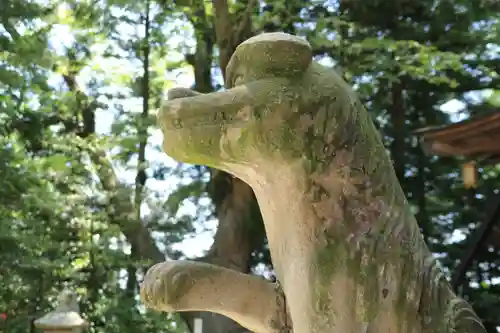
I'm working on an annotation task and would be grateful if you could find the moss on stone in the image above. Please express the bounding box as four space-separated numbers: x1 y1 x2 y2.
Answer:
156 32 487 333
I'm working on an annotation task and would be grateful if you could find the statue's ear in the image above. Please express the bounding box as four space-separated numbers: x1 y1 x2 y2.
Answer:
226 33 313 88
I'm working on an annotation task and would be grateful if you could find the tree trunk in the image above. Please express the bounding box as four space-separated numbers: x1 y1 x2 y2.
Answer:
175 1 264 333
180 175 263 333
57 8 261 331
144 32 487 333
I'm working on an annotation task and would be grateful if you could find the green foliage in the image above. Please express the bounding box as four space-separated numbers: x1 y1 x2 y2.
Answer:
1 0 499 332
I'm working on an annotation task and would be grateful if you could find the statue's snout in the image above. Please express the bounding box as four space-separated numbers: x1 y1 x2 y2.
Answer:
167 87 201 100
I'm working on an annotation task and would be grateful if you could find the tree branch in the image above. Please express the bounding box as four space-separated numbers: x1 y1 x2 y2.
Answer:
234 0 257 44
59 62 165 265
140 260 290 333
211 0 234 77
88 148 165 263
183 0 214 93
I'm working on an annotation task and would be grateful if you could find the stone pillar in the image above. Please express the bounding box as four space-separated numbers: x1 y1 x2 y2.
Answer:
34 289 87 333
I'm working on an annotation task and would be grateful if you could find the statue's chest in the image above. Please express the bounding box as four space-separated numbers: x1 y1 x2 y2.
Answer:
228 161 321 280
252 182 320 281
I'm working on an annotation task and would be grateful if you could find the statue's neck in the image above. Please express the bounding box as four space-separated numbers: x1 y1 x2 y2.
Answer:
224 151 428 333
306 146 405 237
222 137 416 246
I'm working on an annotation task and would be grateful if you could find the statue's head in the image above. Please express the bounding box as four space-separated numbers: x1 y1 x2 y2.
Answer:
158 33 348 175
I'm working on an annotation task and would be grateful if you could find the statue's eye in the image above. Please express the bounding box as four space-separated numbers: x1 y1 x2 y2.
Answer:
233 75 244 87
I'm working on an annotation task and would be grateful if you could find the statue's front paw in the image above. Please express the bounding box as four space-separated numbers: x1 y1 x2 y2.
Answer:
140 261 194 312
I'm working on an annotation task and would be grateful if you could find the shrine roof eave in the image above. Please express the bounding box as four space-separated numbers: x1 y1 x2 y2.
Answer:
415 111 500 165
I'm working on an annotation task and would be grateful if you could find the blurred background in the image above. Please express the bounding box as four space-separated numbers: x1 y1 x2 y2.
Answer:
0 0 499 332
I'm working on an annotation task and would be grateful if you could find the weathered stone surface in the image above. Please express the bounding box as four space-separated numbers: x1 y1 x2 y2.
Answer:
143 32 486 333
140 260 288 333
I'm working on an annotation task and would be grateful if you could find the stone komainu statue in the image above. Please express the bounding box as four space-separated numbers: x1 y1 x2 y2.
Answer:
140 33 486 333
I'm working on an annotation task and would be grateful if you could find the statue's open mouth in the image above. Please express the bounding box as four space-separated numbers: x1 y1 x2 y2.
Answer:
159 99 246 130
158 84 263 130
158 76 297 133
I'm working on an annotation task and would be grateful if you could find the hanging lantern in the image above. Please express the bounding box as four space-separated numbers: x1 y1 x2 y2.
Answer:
462 161 477 189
